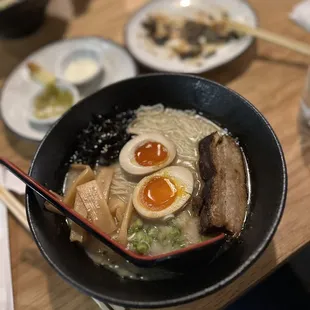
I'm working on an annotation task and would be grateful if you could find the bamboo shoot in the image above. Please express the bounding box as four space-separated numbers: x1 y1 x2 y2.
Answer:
64 166 95 207
76 180 116 234
118 195 133 246
70 192 88 243
109 196 126 215
96 166 114 201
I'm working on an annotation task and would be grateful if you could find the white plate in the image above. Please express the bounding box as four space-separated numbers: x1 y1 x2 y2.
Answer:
0 37 137 142
125 0 257 73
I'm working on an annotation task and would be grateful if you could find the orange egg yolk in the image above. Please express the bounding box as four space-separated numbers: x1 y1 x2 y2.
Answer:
134 141 168 166
141 176 177 211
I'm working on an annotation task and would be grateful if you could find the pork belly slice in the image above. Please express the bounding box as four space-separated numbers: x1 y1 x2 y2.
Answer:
198 132 247 235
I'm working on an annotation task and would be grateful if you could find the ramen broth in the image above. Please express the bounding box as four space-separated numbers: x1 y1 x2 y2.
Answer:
60 104 248 279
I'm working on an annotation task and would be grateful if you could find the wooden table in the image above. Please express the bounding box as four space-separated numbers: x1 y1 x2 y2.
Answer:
1 0 310 309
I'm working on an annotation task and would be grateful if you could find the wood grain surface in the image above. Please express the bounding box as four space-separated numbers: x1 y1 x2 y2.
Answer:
1 0 310 309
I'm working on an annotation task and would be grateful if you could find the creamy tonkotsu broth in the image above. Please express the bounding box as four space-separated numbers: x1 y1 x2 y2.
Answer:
54 104 248 279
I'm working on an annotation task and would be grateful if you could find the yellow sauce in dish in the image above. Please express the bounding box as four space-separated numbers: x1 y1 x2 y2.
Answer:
34 84 73 120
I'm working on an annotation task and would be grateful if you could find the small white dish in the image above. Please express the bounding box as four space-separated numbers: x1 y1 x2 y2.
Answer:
125 0 257 73
56 47 103 87
28 80 80 126
0 37 137 141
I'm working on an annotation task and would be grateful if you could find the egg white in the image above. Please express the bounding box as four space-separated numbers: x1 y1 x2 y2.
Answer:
119 133 176 176
133 166 194 219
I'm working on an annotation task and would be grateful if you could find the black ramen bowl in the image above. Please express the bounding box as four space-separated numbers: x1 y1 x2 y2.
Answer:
26 74 287 308
0 0 49 38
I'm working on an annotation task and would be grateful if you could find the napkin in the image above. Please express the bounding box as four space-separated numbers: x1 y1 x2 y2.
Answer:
290 1 310 32
0 166 23 310
0 167 25 194
0 201 14 310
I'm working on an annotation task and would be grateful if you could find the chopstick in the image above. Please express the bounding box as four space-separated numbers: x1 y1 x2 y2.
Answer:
0 157 132 260
224 20 310 56
0 185 29 231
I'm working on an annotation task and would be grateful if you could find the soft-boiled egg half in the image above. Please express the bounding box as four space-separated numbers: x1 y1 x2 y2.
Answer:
119 133 176 176
133 166 194 219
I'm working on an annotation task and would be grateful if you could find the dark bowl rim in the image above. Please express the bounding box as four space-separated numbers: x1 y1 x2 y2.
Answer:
26 73 287 308
123 0 259 74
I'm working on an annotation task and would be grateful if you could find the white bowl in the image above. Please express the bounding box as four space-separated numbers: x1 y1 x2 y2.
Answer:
28 80 80 126
56 47 103 87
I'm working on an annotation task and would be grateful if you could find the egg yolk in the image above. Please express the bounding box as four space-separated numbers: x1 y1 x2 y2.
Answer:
142 176 177 211
135 141 168 166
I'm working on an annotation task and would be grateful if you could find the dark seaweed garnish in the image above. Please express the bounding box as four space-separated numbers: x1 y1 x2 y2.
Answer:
68 110 135 168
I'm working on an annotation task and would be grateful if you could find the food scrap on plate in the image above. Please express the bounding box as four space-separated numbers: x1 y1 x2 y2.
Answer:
27 62 78 123
141 11 243 60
